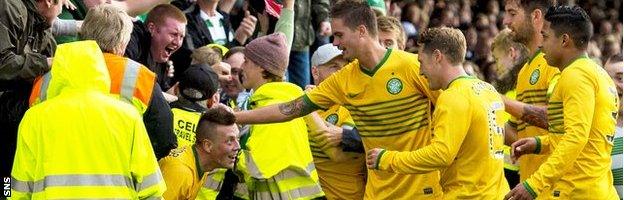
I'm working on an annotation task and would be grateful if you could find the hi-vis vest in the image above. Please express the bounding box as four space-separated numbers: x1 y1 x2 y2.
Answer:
195 169 227 199
236 82 324 200
171 108 202 147
29 53 155 113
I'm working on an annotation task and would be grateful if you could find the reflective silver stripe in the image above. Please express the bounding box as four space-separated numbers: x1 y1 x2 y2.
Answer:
243 150 264 178
283 184 323 199
234 182 250 199
39 72 52 102
272 162 316 182
135 171 163 191
11 176 33 193
12 174 134 193
252 178 323 200
202 171 223 191
243 150 316 180
120 60 141 103
143 197 163 200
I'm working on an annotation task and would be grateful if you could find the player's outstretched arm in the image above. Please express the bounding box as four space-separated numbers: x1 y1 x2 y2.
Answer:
502 96 548 130
235 96 318 124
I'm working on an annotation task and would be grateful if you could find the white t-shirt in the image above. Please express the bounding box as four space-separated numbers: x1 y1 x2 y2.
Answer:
200 11 233 45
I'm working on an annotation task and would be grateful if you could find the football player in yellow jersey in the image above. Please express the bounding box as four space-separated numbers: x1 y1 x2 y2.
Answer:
501 0 561 181
160 106 241 199
233 0 442 199
506 6 620 200
367 27 509 199
307 43 367 199
491 28 530 188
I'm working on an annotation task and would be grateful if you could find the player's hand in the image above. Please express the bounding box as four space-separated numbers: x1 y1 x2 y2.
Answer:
313 123 342 149
504 183 534 200
511 137 537 163
366 148 384 169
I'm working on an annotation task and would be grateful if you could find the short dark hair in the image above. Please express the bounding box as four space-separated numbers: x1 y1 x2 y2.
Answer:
224 46 245 60
545 5 593 49
196 106 236 142
331 0 378 37
146 4 187 26
417 27 467 65
507 0 556 15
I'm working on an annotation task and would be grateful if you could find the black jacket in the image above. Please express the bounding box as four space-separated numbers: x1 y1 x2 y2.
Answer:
144 84 178 160
0 0 56 176
125 21 173 92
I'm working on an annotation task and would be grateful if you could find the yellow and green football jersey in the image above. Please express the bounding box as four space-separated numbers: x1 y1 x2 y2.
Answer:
378 76 510 199
308 105 366 200
525 55 619 199
511 50 561 180
305 48 441 199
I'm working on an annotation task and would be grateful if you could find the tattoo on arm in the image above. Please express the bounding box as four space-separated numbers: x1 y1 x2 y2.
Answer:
520 105 548 129
278 96 316 118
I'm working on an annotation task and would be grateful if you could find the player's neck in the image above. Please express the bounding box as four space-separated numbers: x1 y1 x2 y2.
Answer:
527 35 542 56
196 146 217 173
558 50 587 71
358 42 388 71
442 64 468 90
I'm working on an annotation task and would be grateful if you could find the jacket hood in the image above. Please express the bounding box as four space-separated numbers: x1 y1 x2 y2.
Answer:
46 40 110 99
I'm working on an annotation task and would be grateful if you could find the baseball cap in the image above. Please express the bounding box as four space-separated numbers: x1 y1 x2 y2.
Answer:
311 44 343 67
368 0 386 16
179 64 220 101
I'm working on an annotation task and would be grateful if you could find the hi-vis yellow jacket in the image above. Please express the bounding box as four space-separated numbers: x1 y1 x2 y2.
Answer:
236 82 324 199
10 41 166 199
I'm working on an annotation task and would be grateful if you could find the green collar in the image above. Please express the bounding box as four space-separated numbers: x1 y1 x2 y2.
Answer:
192 145 204 179
564 54 590 69
445 75 474 89
361 48 392 76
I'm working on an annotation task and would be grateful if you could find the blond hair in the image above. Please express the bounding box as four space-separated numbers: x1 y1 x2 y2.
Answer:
491 29 527 56
418 27 466 65
377 16 406 49
191 45 223 66
79 4 133 55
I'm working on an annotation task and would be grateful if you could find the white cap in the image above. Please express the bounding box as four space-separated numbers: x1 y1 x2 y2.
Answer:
311 44 343 67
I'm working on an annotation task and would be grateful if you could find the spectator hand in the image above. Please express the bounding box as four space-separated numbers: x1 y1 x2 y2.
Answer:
504 183 534 200
366 148 384 169
319 21 332 37
166 82 178 96
235 11 257 44
510 137 537 163
304 85 316 93
166 61 175 78
62 0 77 10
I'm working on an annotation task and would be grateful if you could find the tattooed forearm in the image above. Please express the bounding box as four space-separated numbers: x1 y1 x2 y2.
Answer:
520 105 548 129
278 96 316 118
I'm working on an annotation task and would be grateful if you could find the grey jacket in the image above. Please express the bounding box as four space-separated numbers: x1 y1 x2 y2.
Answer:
0 0 55 89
